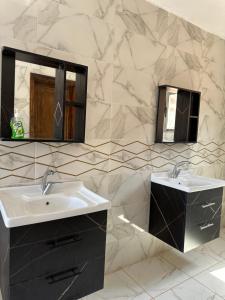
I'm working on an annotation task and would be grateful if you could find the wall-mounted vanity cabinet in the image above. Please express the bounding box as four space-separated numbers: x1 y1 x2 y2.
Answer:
1 47 88 142
155 85 201 143
0 211 107 300
149 173 225 252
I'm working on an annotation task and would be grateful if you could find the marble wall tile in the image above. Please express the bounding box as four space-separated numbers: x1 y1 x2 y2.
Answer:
85 100 111 142
111 104 155 144
55 0 116 24
35 142 110 180
115 0 169 45
167 13 207 58
114 25 166 70
37 3 114 62
157 46 203 91
113 66 156 107
0 142 35 186
83 269 152 299
87 60 113 103
107 171 150 227
105 232 161 274
0 0 38 42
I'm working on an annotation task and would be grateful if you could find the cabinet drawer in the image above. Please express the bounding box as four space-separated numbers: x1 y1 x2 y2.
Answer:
10 210 107 248
10 227 106 285
10 257 105 300
186 198 222 226
184 217 221 252
186 188 223 206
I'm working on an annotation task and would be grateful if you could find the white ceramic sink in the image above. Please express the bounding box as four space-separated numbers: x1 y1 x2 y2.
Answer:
151 172 225 193
0 181 110 228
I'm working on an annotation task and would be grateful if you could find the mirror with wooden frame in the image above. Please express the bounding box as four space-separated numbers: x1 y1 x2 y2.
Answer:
155 85 201 143
1 47 88 142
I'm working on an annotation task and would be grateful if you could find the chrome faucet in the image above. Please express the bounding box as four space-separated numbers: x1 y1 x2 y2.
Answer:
169 161 190 179
41 168 56 195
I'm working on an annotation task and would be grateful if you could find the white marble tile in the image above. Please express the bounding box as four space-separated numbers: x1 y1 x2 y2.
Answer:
0 151 34 172
156 46 203 91
37 3 113 62
82 270 152 299
115 0 169 45
113 66 156 107
167 13 207 58
86 100 111 141
198 237 225 262
87 60 113 103
194 261 225 298
161 247 219 277
155 278 223 300
219 228 225 239
124 256 189 297
0 0 38 41
111 104 154 144
56 0 116 24
114 24 166 70
105 233 149 274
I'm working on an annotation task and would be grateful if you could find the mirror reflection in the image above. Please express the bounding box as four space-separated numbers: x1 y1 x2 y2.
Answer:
1 47 87 142
14 61 77 140
163 88 178 142
156 85 200 143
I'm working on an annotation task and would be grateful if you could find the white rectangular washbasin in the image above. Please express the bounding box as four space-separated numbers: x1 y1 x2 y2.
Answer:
151 172 225 193
0 181 110 228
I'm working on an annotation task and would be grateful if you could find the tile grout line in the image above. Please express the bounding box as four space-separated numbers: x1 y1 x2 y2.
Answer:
122 257 192 298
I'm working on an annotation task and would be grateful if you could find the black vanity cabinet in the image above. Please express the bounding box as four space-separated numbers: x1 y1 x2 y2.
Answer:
149 183 222 252
155 85 201 143
0 211 107 300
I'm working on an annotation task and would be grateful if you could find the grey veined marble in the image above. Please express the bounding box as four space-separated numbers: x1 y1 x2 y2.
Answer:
0 0 224 274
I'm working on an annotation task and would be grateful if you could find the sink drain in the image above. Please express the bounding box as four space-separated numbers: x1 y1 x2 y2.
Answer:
46 201 50 205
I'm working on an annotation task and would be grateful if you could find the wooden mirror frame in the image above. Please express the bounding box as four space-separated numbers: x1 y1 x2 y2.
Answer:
1 47 88 143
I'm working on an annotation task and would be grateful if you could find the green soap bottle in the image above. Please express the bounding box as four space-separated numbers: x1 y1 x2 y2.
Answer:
10 110 24 139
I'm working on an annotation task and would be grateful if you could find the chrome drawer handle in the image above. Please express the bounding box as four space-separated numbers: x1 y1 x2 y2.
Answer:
200 223 214 231
201 203 215 209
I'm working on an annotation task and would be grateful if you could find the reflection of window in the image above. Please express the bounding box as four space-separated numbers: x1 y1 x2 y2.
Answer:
166 93 177 130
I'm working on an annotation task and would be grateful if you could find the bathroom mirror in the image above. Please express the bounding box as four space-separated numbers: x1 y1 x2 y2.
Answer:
155 85 201 143
1 47 88 142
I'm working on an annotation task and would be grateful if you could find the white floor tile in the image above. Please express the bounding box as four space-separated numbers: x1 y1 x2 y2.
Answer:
155 278 223 300
82 270 152 300
161 246 219 276
198 237 225 262
194 261 225 298
219 228 225 240
124 256 189 298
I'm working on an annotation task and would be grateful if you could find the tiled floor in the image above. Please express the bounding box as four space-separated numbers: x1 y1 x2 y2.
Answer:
82 229 225 300
1 231 225 300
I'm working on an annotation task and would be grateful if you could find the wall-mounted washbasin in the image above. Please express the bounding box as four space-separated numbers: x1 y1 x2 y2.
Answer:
0 181 110 228
151 172 225 193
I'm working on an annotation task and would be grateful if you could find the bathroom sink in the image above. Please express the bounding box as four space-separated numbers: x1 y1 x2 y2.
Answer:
0 181 110 228
151 172 225 193
25 195 88 215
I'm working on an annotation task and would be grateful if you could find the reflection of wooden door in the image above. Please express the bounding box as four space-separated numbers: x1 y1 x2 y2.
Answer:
30 74 76 139
64 81 76 140
30 74 54 139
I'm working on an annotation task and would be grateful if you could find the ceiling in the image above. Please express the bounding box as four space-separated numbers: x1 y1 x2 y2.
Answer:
148 0 225 40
